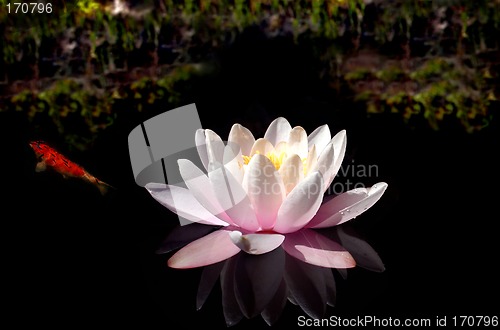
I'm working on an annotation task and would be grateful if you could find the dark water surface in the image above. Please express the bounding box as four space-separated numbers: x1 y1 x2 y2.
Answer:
3 35 499 329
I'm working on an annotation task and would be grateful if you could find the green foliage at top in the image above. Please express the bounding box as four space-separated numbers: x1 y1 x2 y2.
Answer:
346 56 495 132
1 0 499 149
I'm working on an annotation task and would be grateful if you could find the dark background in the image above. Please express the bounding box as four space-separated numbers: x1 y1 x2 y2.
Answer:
3 24 500 330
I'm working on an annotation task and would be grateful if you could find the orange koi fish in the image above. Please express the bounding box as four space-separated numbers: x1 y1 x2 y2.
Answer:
29 141 113 195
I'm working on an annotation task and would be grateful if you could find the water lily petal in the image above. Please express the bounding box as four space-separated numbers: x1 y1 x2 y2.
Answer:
307 182 388 229
229 231 285 255
287 126 308 159
282 229 356 268
168 229 240 268
250 138 275 157
279 154 304 194
178 159 233 223
205 129 225 164
310 143 335 193
308 124 331 156
305 144 317 176
264 117 292 146
208 163 260 231
274 141 288 155
328 129 347 186
228 123 255 156
223 144 245 184
242 154 285 230
195 129 209 171
273 172 324 234
145 183 228 226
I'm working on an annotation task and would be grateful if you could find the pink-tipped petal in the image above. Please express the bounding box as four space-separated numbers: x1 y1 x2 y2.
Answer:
264 117 292 146
273 172 324 234
168 229 240 269
229 231 285 255
228 124 255 156
307 182 388 229
287 126 308 159
195 129 209 171
178 159 233 223
205 129 225 164
279 154 304 194
145 183 228 226
307 124 331 156
250 138 275 157
208 163 260 232
243 154 285 230
282 229 356 268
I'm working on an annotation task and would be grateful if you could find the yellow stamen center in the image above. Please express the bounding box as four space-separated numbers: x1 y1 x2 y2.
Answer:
243 151 308 173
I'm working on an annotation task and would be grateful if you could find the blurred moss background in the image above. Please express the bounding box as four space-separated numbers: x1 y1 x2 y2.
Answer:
1 0 499 150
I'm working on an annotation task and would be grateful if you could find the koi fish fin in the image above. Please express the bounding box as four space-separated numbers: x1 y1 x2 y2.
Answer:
35 161 46 172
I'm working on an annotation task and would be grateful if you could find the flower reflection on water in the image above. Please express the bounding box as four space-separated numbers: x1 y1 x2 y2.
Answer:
158 224 385 326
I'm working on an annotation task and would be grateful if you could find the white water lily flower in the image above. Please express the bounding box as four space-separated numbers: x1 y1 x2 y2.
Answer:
146 117 388 269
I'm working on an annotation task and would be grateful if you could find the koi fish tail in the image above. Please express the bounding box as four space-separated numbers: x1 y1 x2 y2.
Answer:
84 173 115 195
96 181 115 195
